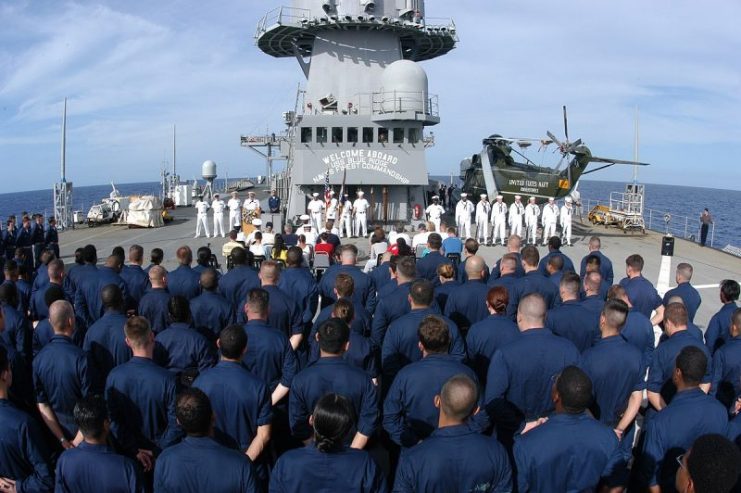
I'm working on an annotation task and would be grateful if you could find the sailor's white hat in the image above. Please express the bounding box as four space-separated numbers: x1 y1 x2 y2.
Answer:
548 197 555 201
300 214 310 221
329 190 335 195
312 192 319 197
529 196 536 201
432 195 439 200
248 190 255 194
460 193 468 198
496 195 503 199
480 194 487 198
514 195 522 200
565 197 573 203
252 219 262 226
357 190 364 195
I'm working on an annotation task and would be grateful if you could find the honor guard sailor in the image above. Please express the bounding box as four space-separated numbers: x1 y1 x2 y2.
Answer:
524 197 540 245
340 193 353 239
560 197 574 246
268 189 281 214
227 192 241 229
326 190 338 223
491 195 508 246
541 197 559 245
352 191 369 238
211 194 226 238
455 193 474 239
194 198 210 238
475 194 491 244
508 195 525 238
307 193 325 232
425 196 445 232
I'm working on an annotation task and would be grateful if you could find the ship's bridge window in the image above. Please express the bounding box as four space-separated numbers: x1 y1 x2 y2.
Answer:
347 127 358 143
331 127 343 143
316 127 328 143
378 128 389 143
301 127 313 143
362 127 374 143
393 128 404 144
408 128 419 144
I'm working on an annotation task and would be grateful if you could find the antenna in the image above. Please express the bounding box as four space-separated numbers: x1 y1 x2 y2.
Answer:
632 106 639 184
61 98 67 181
173 124 177 176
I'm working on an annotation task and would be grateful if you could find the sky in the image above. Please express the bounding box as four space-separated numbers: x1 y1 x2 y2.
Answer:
1 0 740 193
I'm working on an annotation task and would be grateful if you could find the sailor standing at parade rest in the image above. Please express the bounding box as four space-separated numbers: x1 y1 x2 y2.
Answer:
227 192 241 229
475 194 491 244
339 193 353 239
194 197 210 238
211 193 226 238
425 195 445 233
455 193 474 239
268 189 281 214
541 197 559 245
307 193 325 232
508 195 525 238
352 191 370 238
560 197 574 246
524 197 541 245
325 190 338 223
490 195 508 246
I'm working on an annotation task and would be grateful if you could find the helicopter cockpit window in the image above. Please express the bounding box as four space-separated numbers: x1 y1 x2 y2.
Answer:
362 127 374 143
331 127 343 143
347 127 358 143
316 127 328 143
393 128 404 143
378 128 389 143
300 127 312 143
408 128 419 144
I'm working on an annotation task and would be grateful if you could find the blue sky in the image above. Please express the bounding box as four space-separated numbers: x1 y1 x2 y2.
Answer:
1 0 739 193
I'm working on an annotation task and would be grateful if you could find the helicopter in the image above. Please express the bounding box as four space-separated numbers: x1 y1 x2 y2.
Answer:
459 106 650 204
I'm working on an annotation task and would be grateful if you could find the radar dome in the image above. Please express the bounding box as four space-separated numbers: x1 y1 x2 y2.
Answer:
380 60 428 113
202 160 217 180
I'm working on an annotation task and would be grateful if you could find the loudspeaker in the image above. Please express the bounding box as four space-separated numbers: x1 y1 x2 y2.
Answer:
661 236 675 256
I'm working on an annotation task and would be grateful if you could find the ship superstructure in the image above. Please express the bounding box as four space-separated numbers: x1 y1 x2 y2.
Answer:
251 0 457 222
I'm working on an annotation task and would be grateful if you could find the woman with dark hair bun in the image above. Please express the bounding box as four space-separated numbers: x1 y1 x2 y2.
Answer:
269 393 387 492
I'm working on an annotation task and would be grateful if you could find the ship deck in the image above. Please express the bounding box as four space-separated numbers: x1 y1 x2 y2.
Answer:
57 205 740 330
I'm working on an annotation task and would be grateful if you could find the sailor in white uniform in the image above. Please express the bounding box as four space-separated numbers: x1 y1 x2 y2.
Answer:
352 191 370 238
211 193 226 238
491 195 508 245
245 218 262 244
475 194 491 244
340 193 353 238
524 196 541 245
425 195 445 232
541 197 559 245
560 197 574 246
326 190 338 224
508 195 525 238
227 192 241 229
299 215 317 244
243 191 260 218
307 193 325 232
194 198 210 238
455 193 475 239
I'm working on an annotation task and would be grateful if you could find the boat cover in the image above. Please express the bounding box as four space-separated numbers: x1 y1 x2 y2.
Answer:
126 196 165 228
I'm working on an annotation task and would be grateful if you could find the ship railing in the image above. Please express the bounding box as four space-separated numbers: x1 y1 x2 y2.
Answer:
371 91 439 117
581 197 716 248
256 6 312 38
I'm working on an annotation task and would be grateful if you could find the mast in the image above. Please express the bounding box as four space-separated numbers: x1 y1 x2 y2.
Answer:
61 98 67 181
632 106 639 184
173 124 177 176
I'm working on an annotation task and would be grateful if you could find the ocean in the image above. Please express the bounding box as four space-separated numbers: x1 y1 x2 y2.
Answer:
0 179 738 249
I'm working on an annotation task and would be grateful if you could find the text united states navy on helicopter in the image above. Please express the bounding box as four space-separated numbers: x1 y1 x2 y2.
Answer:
509 179 550 194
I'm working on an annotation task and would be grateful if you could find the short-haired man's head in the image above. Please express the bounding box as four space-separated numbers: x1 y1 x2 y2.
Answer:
396 256 417 281
197 246 212 266
331 298 355 325
676 262 693 282
218 325 247 360
486 286 509 313
685 434 741 493
176 388 213 436
437 263 455 280
559 272 581 297
340 244 358 261
675 346 707 386
148 265 167 286
230 246 247 265
44 284 65 308
124 316 152 348
547 254 564 272
439 374 479 422
584 271 602 293
168 296 191 324
285 246 303 266
228 230 238 240
82 244 97 264
418 315 450 354
317 318 350 355
625 254 644 272
49 300 74 334
665 302 689 329
547 236 562 250
585 254 602 273
150 247 164 265
260 260 280 283
246 288 269 317
74 395 109 441
556 366 593 414
508 234 521 249
409 279 434 307
39 250 55 266
111 246 125 264
520 245 540 267
312 393 356 453
721 279 741 303
334 273 354 298
589 236 601 250
607 284 628 303
47 259 64 282
501 253 517 272
200 268 218 291
446 227 456 235
101 284 124 310
129 244 144 263
464 238 479 255
517 293 546 326
427 233 443 250
601 299 629 331
464 256 485 279
177 246 193 265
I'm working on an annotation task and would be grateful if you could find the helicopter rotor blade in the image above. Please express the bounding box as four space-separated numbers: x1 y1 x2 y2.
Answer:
546 131 564 149
563 105 569 143
588 156 650 166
